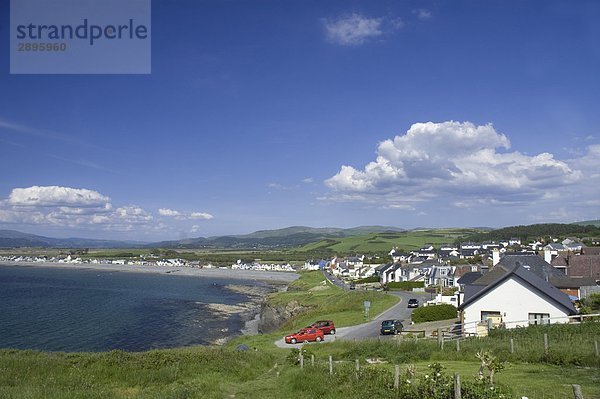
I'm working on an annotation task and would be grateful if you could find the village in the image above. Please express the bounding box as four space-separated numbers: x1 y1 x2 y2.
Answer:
303 237 600 336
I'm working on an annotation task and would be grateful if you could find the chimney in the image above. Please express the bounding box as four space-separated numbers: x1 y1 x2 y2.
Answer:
492 249 500 266
544 250 553 264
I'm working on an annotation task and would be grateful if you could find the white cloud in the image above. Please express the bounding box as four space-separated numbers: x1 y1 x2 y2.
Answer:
8 186 110 208
302 177 314 184
158 208 181 217
0 185 153 232
159 208 213 220
190 212 213 220
413 9 432 21
323 13 384 46
325 121 584 209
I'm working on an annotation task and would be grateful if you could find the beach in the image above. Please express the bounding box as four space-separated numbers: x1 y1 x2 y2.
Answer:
0 261 299 283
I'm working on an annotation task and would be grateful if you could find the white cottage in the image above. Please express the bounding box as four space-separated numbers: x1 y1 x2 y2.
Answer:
459 264 575 335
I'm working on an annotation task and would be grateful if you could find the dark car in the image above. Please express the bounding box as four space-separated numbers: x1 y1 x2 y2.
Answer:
303 320 336 335
380 319 403 335
407 298 419 308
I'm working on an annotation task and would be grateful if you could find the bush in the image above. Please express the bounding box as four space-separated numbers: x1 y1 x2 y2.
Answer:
387 281 425 291
353 276 380 284
412 304 457 323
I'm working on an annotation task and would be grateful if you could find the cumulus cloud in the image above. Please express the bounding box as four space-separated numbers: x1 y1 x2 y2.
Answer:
8 186 110 208
323 13 402 46
325 121 584 208
0 185 155 232
159 208 213 220
413 8 432 21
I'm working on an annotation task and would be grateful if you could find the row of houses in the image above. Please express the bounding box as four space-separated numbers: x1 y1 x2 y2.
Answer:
457 251 600 335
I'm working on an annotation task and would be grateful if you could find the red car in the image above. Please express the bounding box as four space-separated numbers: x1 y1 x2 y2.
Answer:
284 328 325 344
302 320 336 335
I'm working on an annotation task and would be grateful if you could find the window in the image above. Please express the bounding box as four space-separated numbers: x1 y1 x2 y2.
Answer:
528 313 550 325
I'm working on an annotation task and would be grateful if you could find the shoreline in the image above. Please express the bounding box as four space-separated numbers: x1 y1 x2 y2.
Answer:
1 261 296 345
0 261 299 283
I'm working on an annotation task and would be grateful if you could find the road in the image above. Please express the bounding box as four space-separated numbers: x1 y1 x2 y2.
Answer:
275 272 430 348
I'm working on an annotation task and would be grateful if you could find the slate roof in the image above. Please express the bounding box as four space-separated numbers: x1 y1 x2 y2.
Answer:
458 263 576 315
456 271 483 286
552 254 600 280
496 254 565 280
582 247 600 255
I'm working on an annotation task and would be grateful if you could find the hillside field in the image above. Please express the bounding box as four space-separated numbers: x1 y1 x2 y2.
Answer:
298 228 481 254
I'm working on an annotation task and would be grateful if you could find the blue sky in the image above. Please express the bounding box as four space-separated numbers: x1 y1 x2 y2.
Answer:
1 0 599 241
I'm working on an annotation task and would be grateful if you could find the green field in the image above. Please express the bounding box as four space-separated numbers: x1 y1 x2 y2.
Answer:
298 228 481 254
1 270 599 398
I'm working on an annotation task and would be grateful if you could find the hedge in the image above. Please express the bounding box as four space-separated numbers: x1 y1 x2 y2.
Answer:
386 281 425 291
411 304 457 323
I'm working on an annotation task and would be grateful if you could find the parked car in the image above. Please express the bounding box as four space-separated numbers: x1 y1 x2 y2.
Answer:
284 328 324 344
380 319 404 335
407 298 419 308
302 320 336 335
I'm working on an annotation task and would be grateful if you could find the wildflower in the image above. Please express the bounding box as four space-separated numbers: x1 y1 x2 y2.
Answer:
406 379 411 384
425 374 429 379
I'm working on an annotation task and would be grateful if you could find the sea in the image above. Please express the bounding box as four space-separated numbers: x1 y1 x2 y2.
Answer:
0 264 269 352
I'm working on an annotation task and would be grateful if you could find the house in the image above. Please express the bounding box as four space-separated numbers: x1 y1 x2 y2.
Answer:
428 265 454 287
509 237 522 246
458 263 576 336
551 253 600 285
411 246 437 260
389 248 410 263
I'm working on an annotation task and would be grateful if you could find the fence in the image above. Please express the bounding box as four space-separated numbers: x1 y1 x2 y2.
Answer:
291 353 590 399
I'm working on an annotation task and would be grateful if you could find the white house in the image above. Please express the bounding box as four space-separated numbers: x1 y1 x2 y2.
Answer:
459 264 576 336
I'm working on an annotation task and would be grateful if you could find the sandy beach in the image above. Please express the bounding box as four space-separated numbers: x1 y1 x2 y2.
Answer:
0 261 299 283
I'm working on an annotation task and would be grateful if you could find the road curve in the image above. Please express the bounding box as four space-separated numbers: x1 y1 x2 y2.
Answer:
274 283 430 348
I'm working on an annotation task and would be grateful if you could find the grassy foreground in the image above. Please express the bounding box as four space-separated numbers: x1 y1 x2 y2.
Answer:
1 271 599 398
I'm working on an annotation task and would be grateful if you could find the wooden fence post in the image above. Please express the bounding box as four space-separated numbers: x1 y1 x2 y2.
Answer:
510 338 514 354
300 354 304 369
544 333 548 355
456 338 460 352
454 373 461 399
572 384 584 399
394 365 400 389
311 354 315 367
437 328 442 347
355 359 360 381
329 355 333 375
595 339 599 358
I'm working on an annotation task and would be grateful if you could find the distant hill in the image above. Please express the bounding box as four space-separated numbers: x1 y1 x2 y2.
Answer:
297 228 481 254
572 220 600 227
461 223 600 243
150 226 406 249
0 230 146 249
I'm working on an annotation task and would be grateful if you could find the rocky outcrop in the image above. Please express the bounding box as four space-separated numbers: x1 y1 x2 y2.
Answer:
257 300 311 333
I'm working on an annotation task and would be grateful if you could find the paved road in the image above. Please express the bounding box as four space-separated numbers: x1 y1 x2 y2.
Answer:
275 276 431 348
335 290 430 341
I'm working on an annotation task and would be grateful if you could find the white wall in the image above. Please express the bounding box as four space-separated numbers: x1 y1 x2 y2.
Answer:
462 276 571 334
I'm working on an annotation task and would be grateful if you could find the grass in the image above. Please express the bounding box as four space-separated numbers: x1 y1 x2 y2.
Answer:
299 228 480 253
1 269 599 398
227 271 399 350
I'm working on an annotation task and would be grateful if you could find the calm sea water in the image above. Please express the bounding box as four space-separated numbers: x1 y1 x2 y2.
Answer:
0 265 266 352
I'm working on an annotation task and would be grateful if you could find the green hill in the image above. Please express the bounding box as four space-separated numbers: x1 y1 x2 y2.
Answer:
572 219 600 227
297 228 480 254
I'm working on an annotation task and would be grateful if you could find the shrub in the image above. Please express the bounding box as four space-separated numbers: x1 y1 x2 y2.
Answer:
353 276 380 284
387 281 425 291
412 304 457 323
